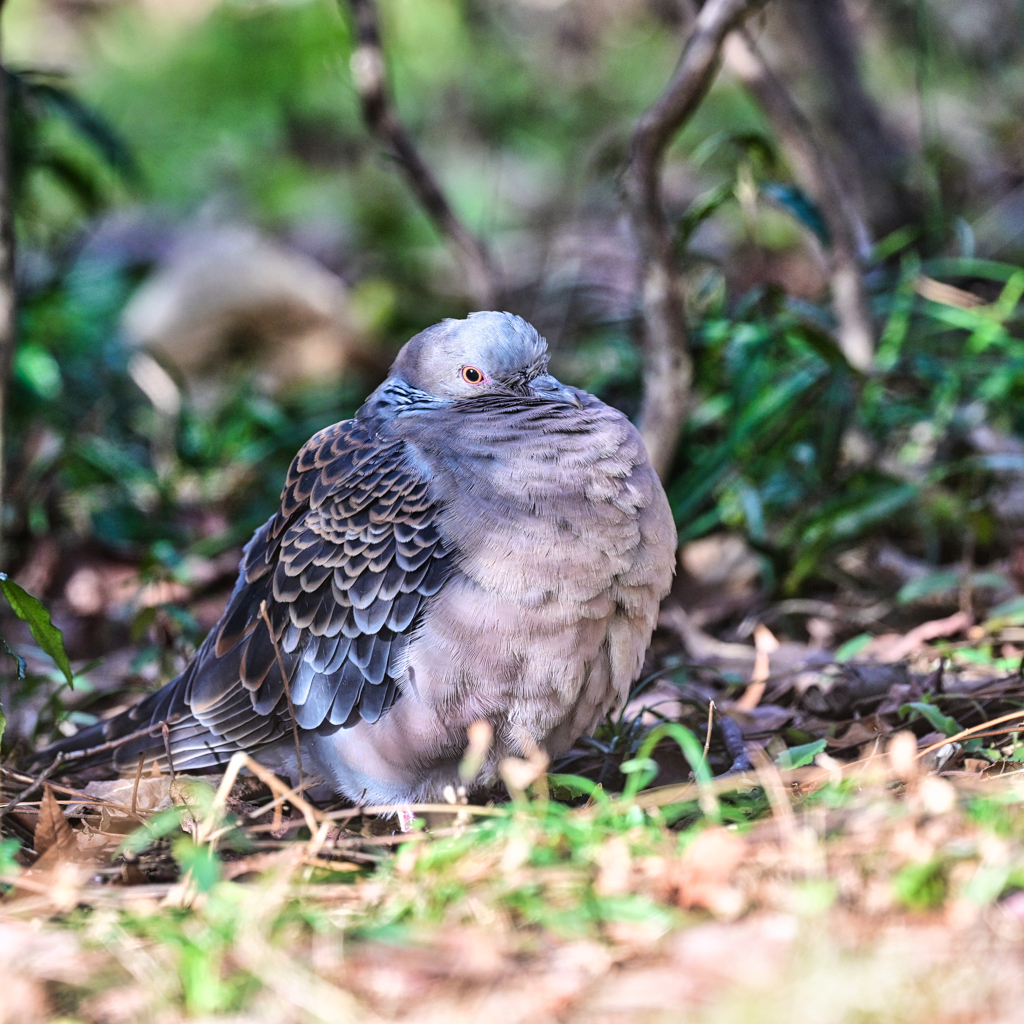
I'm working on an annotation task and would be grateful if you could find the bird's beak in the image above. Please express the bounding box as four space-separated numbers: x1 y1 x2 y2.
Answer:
530 373 583 409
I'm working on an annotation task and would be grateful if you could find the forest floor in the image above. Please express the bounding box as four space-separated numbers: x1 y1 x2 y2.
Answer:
3 551 1024 1023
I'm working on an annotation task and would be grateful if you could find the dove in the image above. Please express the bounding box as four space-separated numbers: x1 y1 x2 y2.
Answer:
36 312 676 808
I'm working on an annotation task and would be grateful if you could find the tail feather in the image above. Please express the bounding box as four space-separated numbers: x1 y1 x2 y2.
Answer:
29 670 202 774
29 664 290 776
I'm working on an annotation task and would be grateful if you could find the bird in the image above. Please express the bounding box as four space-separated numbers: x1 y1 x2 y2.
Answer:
35 312 676 810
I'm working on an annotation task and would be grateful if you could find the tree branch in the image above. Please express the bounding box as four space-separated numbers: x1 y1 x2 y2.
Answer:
622 0 768 480
0 6 14 565
723 28 874 371
343 0 498 309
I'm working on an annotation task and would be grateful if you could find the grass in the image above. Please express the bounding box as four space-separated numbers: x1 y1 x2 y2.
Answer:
5 732 1024 1021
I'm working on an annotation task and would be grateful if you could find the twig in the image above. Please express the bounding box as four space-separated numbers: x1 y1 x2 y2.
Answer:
260 599 304 797
343 0 498 308
959 527 976 619
1 752 63 817
1 768 148 821
747 744 796 836
718 714 753 773
160 721 175 780
40 722 156 764
722 28 874 370
622 0 768 478
325 802 506 822
915 709 1024 762
703 700 715 759
131 752 145 816
202 751 322 845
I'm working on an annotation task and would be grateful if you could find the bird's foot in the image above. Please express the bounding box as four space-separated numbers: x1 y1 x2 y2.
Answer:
396 806 415 833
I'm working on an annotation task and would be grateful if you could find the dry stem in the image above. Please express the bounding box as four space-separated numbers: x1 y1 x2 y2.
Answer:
260 599 304 797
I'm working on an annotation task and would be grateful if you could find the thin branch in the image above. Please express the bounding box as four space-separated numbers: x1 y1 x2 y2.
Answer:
622 0 769 479
703 699 715 759
0 6 15 563
723 28 874 370
160 720 176 780
31 719 168 766
343 0 498 308
260 599 304 798
1 752 62 818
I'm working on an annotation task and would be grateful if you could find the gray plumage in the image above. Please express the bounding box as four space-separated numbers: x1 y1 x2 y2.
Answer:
37 313 676 804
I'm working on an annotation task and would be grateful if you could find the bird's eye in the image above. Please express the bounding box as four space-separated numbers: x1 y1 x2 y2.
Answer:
461 365 484 384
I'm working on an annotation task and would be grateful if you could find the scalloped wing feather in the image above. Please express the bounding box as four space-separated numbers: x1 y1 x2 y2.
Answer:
73 417 453 771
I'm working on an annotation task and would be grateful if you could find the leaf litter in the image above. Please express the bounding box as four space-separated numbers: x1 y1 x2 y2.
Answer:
7 583 1024 1019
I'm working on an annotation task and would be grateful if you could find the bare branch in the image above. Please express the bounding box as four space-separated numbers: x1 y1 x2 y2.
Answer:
260 598 304 799
723 29 874 371
0 12 15 564
343 0 498 309
622 0 768 479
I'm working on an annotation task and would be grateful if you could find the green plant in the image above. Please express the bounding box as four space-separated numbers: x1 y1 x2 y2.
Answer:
0 574 72 747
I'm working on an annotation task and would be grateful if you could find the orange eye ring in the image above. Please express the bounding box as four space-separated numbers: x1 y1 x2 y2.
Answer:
461 365 484 385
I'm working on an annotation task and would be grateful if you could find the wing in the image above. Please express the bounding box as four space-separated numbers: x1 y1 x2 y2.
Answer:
96 417 452 772
192 417 451 734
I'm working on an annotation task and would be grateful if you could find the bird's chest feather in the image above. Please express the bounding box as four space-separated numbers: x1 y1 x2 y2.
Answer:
418 406 649 606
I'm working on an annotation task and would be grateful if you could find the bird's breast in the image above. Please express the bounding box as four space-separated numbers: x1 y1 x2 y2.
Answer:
445 415 653 602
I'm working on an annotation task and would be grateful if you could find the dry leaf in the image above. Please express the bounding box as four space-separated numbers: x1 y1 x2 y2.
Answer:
0 921 95 1024
665 827 746 917
65 777 172 821
33 785 75 860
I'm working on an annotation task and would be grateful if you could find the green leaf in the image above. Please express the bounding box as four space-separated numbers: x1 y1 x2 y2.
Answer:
804 484 919 545
922 257 1024 283
760 181 830 246
670 365 826 528
173 837 221 893
0 575 73 686
985 596 1024 628
834 632 873 663
16 72 138 180
676 181 735 248
624 723 713 803
775 739 827 770
893 859 947 910
14 344 62 399
871 224 920 262
901 701 962 737
547 773 609 803
963 863 1012 906
118 807 190 857
1 637 26 679
875 252 920 372
897 570 961 605
620 756 660 779
0 837 20 876
689 130 777 171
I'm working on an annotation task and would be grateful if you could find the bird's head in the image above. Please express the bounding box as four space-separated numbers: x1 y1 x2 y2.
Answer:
387 311 581 408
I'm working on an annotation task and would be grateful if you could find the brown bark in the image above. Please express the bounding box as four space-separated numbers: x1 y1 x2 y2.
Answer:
622 0 769 480
778 0 918 235
0 10 15 565
343 0 498 309
723 29 874 370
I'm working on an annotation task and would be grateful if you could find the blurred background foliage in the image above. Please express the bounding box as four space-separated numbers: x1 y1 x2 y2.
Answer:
2 0 1024 706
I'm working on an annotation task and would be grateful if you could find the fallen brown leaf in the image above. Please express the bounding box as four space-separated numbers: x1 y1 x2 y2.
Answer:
33 785 75 860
